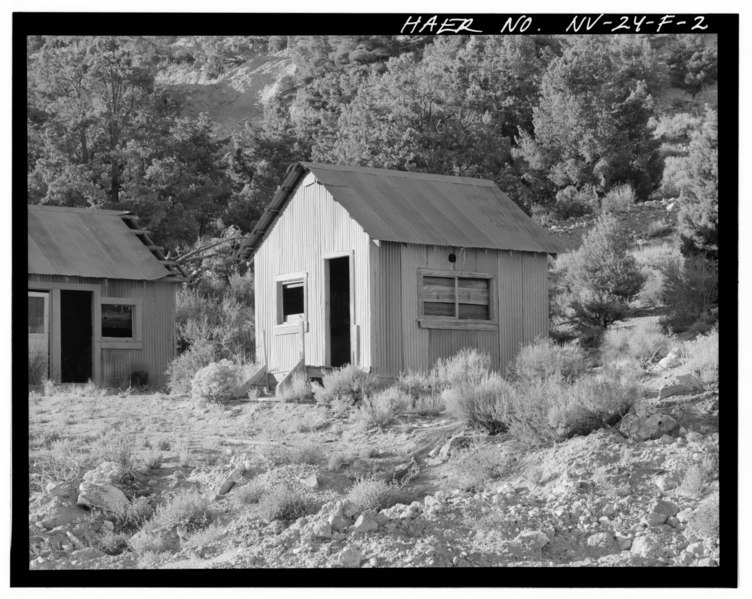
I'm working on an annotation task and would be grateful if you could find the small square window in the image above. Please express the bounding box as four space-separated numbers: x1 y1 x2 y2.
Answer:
420 271 493 324
282 281 305 322
102 304 134 338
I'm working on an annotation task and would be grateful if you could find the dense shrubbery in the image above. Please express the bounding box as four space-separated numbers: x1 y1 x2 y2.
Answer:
357 387 409 429
659 255 718 333
553 215 645 340
167 270 254 395
435 346 638 446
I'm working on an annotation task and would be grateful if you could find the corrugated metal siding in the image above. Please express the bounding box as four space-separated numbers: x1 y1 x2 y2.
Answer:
254 178 372 375
374 242 403 377
374 245 549 376
27 275 176 387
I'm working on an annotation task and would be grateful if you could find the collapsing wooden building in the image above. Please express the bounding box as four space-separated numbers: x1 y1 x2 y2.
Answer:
240 162 560 385
28 205 185 387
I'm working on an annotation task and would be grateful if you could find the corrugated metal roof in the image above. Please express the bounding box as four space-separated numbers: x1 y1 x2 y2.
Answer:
28 205 177 280
240 162 561 258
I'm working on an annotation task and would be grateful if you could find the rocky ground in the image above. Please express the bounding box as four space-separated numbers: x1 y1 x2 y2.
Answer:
27 354 719 570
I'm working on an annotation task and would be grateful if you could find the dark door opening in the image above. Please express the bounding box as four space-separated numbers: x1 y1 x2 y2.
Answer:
328 256 351 368
60 290 92 383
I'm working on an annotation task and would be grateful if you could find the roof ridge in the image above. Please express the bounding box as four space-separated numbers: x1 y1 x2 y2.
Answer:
28 205 129 216
301 162 497 186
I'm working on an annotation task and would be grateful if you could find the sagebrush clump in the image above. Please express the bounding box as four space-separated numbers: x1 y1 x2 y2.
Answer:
314 365 375 407
276 371 311 403
258 485 314 522
682 328 718 385
508 337 585 383
346 477 396 512
357 387 408 429
443 372 513 435
601 320 672 368
190 359 241 403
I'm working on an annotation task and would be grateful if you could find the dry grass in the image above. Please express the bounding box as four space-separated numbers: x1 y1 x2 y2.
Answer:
449 443 518 492
28 350 48 386
356 387 408 429
257 485 314 522
346 477 395 512
682 328 718 385
233 480 266 506
276 372 311 403
601 320 673 368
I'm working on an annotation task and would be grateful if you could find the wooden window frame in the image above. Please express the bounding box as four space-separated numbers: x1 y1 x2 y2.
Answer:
100 297 143 349
417 269 498 331
274 272 309 336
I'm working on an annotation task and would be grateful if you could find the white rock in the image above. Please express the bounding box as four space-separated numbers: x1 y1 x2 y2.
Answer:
631 536 661 559
686 542 705 556
336 546 362 568
302 474 320 490
77 482 130 513
515 530 550 550
657 348 681 370
352 511 379 533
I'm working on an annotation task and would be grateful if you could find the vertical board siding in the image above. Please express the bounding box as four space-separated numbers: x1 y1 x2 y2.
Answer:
27 275 176 387
254 178 372 375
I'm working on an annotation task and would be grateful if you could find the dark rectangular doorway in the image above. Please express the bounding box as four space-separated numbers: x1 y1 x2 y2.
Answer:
327 256 351 368
60 290 92 383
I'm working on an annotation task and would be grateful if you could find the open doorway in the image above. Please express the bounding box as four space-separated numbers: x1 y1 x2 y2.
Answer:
326 256 351 367
60 290 92 382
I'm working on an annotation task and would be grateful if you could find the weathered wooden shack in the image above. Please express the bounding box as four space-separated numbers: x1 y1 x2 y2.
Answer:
27 205 185 387
240 162 560 385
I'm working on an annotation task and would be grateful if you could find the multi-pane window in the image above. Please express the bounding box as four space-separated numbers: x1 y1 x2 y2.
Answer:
28 295 47 333
421 272 492 321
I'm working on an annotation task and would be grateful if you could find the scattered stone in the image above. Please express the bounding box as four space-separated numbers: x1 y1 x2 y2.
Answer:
602 503 617 518
615 535 632 551
217 465 246 495
643 512 669 527
438 435 473 459
311 521 332 539
77 482 129 513
352 511 379 533
652 500 679 518
65 531 85 550
657 347 681 370
341 500 360 519
302 474 320 490
328 512 350 532
696 557 717 567
659 374 704 399
586 532 617 557
686 542 705 556
45 482 77 500
676 509 693 523
666 517 681 529
631 536 661 559
336 546 362 568
369 557 378 568
101 520 114 532
515 530 550 551
620 410 678 441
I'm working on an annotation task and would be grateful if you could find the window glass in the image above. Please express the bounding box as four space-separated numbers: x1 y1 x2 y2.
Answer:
102 304 134 338
28 296 46 333
421 273 491 321
282 282 305 322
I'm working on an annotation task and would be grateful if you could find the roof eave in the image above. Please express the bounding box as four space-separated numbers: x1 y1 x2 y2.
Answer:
238 162 309 261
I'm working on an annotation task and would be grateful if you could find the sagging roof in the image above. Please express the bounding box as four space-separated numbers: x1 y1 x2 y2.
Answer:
28 205 185 281
239 162 561 259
